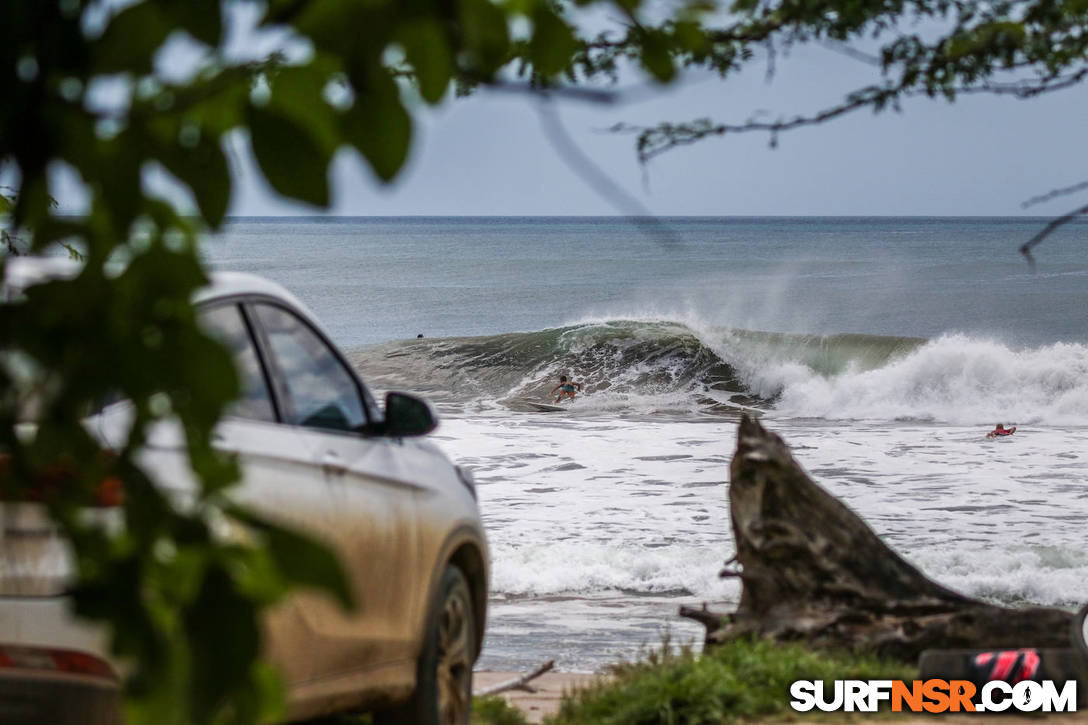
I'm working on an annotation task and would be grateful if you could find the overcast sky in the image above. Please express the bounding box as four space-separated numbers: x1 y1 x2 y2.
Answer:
221 39 1088 218
28 17 1082 219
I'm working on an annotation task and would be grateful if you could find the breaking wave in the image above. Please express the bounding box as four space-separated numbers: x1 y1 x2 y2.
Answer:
348 319 1088 424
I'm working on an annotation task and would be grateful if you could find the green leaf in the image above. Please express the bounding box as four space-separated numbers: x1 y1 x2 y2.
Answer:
238 509 355 611
169 0 222 47
246 105 331 206
459 0 512 75
267 65 341 152
672 20 709 54
269 526 354 610
343 71 412 182
156 130 231 228
95 2 174 75
398 19 454 104
640 31 677 82
530 5 578 77
289 0 372 55
97 134 144 235
184 564 261 722
71 558 157 658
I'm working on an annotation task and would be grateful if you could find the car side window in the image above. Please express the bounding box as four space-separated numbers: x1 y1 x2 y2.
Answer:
252 303 367 433
198 304 277 423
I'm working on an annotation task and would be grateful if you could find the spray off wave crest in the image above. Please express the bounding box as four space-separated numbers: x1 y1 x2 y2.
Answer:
349 320 1088 424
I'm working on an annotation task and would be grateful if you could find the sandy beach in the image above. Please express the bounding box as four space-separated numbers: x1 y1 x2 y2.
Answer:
474 670 608 723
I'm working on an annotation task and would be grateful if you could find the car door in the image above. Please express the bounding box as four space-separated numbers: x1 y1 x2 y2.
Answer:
247 300 424 678
195 301 336 687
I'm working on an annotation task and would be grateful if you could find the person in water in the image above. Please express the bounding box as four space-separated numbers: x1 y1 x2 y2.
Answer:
986 423 1016 439
550 375 582 403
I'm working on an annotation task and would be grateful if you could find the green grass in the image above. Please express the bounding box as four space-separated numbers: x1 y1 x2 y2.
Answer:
473 695 531 725
546 637 915 725
310 695 527 725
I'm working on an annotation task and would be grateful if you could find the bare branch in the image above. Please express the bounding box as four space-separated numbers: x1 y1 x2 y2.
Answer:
536 101 680 244
482 80 620 105
614 60 1088 163
1020 202 1088 268
679 604 729 629
474 661 555 697
1022 179 1088 210
2 230 20 255
819 41 884 66
952 67 1088 99
614 88 887 162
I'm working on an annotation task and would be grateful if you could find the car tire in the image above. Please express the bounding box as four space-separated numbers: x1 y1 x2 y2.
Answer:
375 565 476 725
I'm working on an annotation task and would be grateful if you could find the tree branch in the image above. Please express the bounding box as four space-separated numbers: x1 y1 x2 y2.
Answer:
612 87 890 162
474 660 556 697
1019 202 1088 268
1022 179 1088 210
536 100 680 244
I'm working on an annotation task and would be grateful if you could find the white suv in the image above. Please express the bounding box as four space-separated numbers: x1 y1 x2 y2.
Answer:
0 258 488 724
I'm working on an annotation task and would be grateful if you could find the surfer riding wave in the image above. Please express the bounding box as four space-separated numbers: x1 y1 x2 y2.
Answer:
551 375 583 403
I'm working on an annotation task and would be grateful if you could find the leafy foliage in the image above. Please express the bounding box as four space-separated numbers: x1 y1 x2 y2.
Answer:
473 696 531 725
547 637 914 724
2 0 642 722
2 0 1084 722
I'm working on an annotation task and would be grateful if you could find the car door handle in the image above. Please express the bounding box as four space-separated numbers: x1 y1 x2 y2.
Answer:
321 450 347 477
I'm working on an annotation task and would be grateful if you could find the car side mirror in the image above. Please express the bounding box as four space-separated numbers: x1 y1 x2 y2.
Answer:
382 392 438 437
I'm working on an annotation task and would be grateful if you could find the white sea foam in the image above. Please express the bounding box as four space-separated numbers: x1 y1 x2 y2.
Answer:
437 414 1088 613
488 539 738 599
760 335 1088 424
913 546 1088 608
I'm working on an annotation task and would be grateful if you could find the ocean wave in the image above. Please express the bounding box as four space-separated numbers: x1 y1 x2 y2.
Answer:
769 334 1088 424
488 539 739 599
913 545 1088 609
485 539 1088 606
348 320 1088 424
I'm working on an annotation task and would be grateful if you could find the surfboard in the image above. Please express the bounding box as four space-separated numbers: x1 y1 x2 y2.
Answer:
525 401 565 413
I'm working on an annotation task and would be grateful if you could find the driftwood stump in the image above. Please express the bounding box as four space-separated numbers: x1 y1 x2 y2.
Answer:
686 415 1074 662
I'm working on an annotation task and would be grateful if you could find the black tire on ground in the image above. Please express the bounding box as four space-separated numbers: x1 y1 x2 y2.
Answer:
375 565 476 725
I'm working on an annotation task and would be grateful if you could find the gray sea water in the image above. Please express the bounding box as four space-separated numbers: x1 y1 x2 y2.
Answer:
203 216 1088 671
204 216 1088 347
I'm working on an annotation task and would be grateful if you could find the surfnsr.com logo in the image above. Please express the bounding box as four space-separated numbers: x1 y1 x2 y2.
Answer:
790 679 1077 713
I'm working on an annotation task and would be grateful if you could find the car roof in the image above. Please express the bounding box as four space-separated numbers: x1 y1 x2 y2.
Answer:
3 256 325 333
193 269 308 309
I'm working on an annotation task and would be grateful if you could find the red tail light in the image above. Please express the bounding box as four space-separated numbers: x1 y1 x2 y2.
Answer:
0 645 117 681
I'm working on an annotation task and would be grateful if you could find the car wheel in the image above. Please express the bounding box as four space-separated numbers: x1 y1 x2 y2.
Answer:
376 565 475 725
